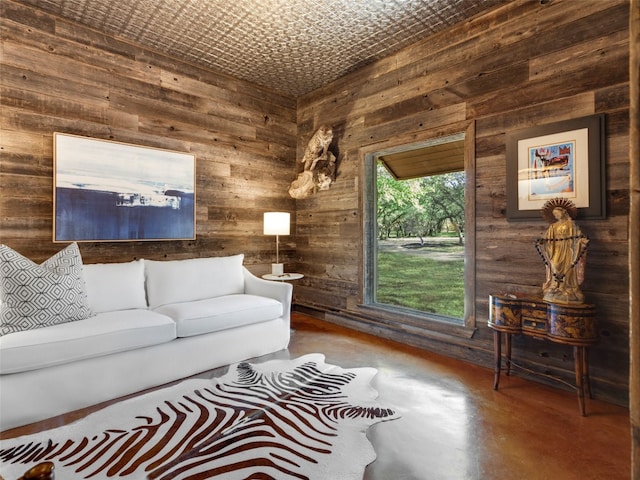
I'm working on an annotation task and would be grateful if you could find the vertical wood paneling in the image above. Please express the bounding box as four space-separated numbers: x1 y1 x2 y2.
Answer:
295 0 631 406
629 0 639 476
0 0 297 271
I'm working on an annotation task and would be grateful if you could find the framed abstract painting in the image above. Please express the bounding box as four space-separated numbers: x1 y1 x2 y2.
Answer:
54 133 196 242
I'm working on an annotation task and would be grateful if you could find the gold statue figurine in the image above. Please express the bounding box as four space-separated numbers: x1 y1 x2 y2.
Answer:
535 198 589 304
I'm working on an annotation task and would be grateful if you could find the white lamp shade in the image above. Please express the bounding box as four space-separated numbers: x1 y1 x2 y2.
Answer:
263 212 290 235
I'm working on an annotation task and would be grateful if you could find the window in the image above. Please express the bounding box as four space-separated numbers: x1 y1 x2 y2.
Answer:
376 166 465 319
363 127 475 333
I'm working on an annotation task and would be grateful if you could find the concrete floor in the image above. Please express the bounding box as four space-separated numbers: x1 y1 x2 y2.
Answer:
286 313 630 480
1 312 630 479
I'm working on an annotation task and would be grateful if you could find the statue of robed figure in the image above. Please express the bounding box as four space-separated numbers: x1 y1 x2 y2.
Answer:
535 198 590 304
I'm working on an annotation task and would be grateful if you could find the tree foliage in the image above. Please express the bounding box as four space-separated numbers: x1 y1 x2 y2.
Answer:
376 163 465 244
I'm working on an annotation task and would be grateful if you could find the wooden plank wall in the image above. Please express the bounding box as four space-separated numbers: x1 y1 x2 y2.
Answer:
0 0 632 407
295 0 631 405
630 0 639 476
0 0 298 272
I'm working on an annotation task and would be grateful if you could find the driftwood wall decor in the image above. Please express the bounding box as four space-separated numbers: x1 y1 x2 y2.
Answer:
288 125 336 199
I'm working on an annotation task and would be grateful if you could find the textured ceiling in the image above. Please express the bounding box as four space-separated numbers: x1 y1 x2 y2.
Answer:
17 0 507 97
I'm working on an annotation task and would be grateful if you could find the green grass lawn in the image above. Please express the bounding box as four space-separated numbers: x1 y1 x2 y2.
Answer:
376 250 464 319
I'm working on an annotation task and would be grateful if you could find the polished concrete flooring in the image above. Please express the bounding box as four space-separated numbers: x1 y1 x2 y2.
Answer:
2 313 631 479
285 314 631 480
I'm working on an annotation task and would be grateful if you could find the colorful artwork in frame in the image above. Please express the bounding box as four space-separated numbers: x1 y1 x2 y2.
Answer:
54 133 196 242
506 114 605 220
526 141 576 199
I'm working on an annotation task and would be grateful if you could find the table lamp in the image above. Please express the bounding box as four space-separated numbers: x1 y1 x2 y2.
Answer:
263 212 290 275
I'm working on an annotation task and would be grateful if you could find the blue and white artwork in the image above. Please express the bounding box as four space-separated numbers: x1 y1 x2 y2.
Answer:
54 133 195 242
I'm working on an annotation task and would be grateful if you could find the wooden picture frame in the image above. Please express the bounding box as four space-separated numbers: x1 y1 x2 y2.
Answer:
506 114 605 220
54 133 196 242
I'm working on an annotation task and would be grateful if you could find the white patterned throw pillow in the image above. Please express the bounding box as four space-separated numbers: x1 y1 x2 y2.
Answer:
0 243 93 336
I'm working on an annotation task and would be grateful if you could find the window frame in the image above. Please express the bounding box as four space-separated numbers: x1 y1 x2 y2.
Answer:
360 122 476 338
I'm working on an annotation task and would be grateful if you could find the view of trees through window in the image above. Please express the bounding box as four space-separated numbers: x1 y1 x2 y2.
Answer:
375 162 465 319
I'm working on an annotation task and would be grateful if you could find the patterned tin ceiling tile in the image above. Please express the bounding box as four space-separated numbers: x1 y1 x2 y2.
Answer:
14 0 506 97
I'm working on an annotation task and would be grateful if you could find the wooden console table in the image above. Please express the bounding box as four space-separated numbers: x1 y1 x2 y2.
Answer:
488 294 598 415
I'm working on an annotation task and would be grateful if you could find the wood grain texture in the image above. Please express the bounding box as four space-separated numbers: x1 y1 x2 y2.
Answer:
0 0 297 273
0 0 632 409
295 0 631 406
629 0 639 477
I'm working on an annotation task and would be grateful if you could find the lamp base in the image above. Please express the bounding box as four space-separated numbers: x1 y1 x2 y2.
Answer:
271 263 284 276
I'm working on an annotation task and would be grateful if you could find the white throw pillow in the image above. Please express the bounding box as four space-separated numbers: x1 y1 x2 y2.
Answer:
83 260 147 313
0 243 93 336
145 254 245 309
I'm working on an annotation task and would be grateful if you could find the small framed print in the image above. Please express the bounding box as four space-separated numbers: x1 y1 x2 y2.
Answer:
505 114 605 220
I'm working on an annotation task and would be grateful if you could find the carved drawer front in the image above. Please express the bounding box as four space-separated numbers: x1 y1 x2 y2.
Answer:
522 302 548 337
547 303 598 344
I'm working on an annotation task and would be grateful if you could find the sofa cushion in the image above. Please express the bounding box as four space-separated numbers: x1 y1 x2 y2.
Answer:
0 243 93 336
0 309 176 374
145 254 245 309
83 260 147 313
154 294 283 337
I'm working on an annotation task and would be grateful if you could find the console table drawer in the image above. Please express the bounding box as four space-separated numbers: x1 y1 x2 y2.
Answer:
522 317 547 332
522 302 548 335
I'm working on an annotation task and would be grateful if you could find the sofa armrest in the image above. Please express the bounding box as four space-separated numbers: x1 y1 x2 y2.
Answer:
243 268 293 322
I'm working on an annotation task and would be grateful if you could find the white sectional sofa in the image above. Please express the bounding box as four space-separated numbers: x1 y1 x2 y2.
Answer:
0 250 292 431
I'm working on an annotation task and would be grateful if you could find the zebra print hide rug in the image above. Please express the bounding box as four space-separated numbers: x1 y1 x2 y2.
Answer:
0 353 399 479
